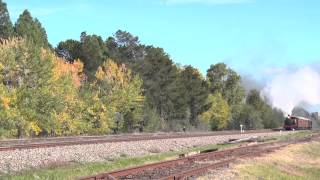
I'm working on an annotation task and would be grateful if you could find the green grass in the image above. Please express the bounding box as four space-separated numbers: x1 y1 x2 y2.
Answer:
0 130 316 180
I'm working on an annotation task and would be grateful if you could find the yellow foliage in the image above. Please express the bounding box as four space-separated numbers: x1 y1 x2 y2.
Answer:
96 59 132 88
0 96 10 109
53 58 84 87
39 49 84 88
29 122 42 135
200 93 230 130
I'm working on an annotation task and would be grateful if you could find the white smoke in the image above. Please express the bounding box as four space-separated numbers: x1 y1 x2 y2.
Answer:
263 66 320 114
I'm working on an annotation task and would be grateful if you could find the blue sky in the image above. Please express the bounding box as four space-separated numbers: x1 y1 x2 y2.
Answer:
5 0 320 80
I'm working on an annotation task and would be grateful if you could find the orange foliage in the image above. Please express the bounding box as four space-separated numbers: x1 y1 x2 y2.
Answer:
53 58 84 88
96 59 131 88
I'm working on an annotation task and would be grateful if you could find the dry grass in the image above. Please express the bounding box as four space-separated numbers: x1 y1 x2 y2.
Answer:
231 141 320 180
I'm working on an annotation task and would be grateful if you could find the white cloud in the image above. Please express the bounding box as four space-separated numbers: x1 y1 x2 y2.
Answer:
263 66 320 114
162 0 255 5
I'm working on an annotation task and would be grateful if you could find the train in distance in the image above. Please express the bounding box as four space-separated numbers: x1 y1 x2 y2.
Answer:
284 115 312 130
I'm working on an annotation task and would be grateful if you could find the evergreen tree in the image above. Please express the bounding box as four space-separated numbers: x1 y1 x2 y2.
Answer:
135 46 181 121
0 0 13 39
114 30 145 63
79 33 108 79
56 39 82 60
14 10 50 48
180 66 208 126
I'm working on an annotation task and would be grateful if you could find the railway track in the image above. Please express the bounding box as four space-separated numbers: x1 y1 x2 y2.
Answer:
0 130 274 151
77 134 319 180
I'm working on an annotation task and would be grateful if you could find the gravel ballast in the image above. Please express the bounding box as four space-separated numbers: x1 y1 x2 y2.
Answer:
0 131 291 173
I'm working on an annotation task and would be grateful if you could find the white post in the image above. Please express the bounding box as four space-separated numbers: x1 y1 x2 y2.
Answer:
240 124 243 133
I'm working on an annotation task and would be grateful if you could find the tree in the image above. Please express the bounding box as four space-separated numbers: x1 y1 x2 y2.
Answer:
0 38 84 137
261 105 283 128
180 66 208 126
200 93 230 130
207 63 228 94
79 33 107 79
105 36 119 60
114 30 145 63
237 104 263 130
246 89 264 111
134 46 182 121
236 89 284 129
206 63 244 105
56 39 82 60
0 0 13 39
95 59 144 132
14 10 50 48
206 63 245 129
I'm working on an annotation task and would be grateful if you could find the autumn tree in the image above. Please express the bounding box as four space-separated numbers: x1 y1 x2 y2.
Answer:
0 0 13 39
95 59 144 132
0 38 84 138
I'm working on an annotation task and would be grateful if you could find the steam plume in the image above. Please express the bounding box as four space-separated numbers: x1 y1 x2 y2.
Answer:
263 66 320 114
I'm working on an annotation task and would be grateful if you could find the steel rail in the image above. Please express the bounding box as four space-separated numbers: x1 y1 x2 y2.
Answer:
80 134 320 180
77 141 288 180
158 145 287 180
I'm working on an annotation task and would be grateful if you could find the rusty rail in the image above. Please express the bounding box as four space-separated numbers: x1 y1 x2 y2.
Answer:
77 141 288 180
77 134 320 180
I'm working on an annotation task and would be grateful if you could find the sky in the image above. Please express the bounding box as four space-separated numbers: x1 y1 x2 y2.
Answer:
6 0 320 77
5 0 320 112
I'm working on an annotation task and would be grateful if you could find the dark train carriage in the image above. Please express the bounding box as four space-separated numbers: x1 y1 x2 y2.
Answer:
284 116 312 130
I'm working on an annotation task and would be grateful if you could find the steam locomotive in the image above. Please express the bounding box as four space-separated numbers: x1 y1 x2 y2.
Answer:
284 115 312 130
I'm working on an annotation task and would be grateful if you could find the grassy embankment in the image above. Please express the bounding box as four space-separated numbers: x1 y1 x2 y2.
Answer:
1 130 316 180
203 130 320 180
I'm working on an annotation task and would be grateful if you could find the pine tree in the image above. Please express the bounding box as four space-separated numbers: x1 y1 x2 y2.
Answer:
180 66 209 126
0 0 13 39
14 10 50 48
135 46 181 121
79 33 107 79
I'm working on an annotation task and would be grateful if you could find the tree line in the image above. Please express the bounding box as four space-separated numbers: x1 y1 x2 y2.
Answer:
0 1 284 138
